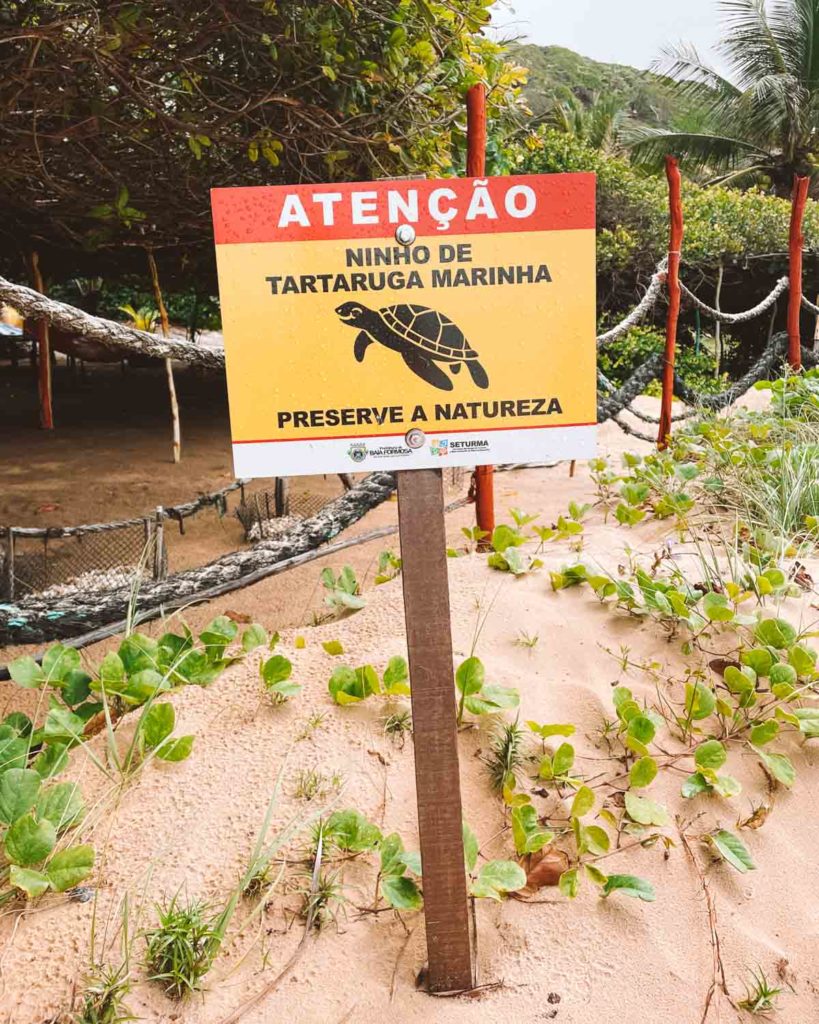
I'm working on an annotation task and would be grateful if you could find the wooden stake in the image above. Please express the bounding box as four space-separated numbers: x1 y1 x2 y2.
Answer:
146 249 182 463
397 469 473 993
658 156 683 450
466 83 494 546
713 259 724 377
787 175 810 370
29 251 53 430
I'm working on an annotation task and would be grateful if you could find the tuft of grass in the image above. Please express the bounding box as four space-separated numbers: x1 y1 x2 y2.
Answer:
513 630 540 650
72 964 134 1024
484 719 525 793
738 967 783 1016
299 868 347 930
384 709 412 744
292 768 343 802
296 711 327 742
144 896 221 999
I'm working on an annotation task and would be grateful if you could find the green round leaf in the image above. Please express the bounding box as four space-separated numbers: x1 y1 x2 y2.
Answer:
46 845 95 892
475 859 527 896
9 865 50 899
154 735 195 763
681 772 712 799
624 792 668 826
455 657 484 696
570 785 595 817
141 703 176 749
749 720 779 746
740 648 774 677
702 592 734 622
754 618 797 650
769 663 798 687
8 656 46 689
0 769 41 825
694 740 727 771
602 874 656 901
710 829 755 873
627 715 656 745
36 782 86 832
380 874 422 911
629 756 658 789
4 813 57 867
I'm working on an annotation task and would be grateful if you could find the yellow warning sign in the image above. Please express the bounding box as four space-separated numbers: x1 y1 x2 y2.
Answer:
211 173 596 476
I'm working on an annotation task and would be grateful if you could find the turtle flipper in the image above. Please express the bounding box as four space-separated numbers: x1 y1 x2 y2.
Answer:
466 359 489 389
354 331 373 362
401 350 453 391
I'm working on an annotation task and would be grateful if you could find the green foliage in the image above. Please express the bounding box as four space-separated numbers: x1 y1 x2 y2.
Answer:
3 618 260 905
328 656 409 706
520 128 819 277
377 832 422 911
260 654 301 704
321 566 366 614
455 656 519 724
374 550 402 585
738 967 783 1015
144 896 221 999
2 0 527 266
515 44 700 128
599 326 732 396
484 720 525 793
462 822 526 900
72 963 133 1024
629 0 819 194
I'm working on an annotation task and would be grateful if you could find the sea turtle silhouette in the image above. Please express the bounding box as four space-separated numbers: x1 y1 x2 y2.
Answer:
335 301 490 392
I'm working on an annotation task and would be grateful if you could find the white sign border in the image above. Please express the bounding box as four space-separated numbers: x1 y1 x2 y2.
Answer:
233 425 596 477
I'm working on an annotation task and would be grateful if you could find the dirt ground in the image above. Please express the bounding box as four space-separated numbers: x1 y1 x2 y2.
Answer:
2 368 818 1024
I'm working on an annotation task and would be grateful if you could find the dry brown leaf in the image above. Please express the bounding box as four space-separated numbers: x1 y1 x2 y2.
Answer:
224 608 252 624
525 846 570 889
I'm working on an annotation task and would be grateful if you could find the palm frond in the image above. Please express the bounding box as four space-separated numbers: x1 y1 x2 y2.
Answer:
705 163 777 187
626 125 774 176
717 0 790 87
735 74 810 150
651 42 741 98
771 0 819 87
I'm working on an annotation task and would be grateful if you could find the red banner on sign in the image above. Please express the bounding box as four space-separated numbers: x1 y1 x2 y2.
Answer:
211 173 595 245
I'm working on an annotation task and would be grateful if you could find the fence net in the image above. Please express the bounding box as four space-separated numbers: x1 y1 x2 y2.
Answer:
4 522 151 601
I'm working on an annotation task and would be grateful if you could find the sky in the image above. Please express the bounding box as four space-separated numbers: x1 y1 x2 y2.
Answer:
490 0 725 71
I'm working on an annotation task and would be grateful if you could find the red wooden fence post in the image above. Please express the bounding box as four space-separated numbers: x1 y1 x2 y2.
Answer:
658 156 683 450
787 174 810 371
467 83 495 543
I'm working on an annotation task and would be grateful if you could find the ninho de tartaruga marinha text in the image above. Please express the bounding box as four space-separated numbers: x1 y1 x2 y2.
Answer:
265 242 552 295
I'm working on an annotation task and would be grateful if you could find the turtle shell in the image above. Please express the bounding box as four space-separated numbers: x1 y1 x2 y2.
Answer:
379 304 478 360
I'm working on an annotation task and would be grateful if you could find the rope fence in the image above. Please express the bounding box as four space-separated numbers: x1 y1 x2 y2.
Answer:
0 472 399 645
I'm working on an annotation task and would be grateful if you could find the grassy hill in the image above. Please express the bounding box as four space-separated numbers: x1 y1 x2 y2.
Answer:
514 44 699 128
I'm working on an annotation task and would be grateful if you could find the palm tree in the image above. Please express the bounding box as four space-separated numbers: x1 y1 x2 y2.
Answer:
545 93 630 154
629 0 819 197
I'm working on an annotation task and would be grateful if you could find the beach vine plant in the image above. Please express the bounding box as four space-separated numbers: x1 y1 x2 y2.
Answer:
2 616 268 905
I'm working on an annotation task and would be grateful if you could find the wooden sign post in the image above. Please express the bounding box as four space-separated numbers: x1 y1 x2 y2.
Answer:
397 468 473 991
211 172 597 993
